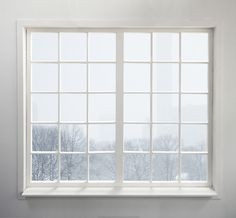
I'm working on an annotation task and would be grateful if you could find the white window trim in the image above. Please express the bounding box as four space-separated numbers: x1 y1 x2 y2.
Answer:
17 20 222 198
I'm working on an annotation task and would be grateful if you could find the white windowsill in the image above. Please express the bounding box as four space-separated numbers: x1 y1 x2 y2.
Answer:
22 187 218 198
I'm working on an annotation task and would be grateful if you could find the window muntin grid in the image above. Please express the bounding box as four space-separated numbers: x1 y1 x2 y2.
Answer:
123 32 209 184
26 29 212 187
29 31 117 183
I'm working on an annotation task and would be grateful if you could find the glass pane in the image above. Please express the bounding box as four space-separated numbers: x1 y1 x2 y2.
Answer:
89 124 115 151
60 33 87 61
181 124 207 151
88 64 116 92
32 124 58 151
61 124 86 152
153 94 179 122
88 33 116 61
124 94 150 122
60 64 86 92
153 33 179 62
152 154 178 181
181 33 209 62
152 124 178 151
153 63 179 92
60 94 86 122
124 33 150 61
181 64 208 93
124 154 150 181
181 154 208 181
32 33 58 61
88 94 115 122
31 64 58 92
60 154 87 181
124 63 150 92
89 154 115 181
181 94 208 123
32 154 58 181
124 124 150 151
32 94 58 122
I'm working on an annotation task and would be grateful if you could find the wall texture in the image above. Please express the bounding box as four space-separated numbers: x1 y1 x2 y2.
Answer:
0 0 236 217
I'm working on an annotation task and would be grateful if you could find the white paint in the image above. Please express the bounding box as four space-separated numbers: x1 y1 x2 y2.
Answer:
22 187 217 197
0 0 235 217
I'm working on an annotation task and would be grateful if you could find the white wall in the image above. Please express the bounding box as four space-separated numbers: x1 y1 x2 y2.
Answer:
0 0 236 217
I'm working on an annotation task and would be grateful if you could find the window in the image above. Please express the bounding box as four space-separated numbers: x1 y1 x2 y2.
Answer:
19 26 216 196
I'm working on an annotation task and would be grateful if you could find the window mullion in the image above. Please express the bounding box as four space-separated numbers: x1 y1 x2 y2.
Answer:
178 32 182 185
150 32 153 183
57 32 61 183
116 31 124 185
86 32 89 182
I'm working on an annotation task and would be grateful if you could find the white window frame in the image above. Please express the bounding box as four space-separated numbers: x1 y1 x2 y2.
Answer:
17 20 221 198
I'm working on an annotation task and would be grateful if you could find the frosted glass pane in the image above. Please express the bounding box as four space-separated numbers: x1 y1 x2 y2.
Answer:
124 124 150 151
32 94 58 122
124 64 150 92
181 94 208 123
88 33 116 61
181 154 208 181
31 64 58 92
32 33 58 61
153 94 179 122
124 94 150 122
124 33 150 61
153 33 179 62
152 124 178 151
32 154 58 181
153 63 179 92
181 124 207 151
32 124 58 151
181 64 208 92
60 94 86 122
60 33 87 61
61 124 86 152
89 124 115 151
88 94 115 122
88 64 116 92
124 154 150 181
89 154 115 181
152 154 178 181
60 64 87 92
181 33 209 62
61 154 87 181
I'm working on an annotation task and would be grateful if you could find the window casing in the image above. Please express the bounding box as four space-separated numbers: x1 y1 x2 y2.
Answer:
18 26 216 196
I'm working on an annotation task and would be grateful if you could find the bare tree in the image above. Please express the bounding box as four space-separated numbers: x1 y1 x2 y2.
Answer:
60 125 86 180
32 125 58 181
32 126 206 182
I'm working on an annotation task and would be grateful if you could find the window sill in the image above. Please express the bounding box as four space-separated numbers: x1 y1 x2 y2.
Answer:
21 187 218 198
